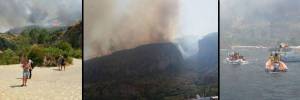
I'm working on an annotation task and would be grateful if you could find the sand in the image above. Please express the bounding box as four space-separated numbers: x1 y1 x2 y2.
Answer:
0 59 82 100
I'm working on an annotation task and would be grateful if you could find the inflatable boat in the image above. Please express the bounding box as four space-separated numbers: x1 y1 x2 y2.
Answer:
265 59 288 72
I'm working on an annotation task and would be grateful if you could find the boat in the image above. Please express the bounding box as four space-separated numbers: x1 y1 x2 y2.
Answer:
265 59 288 72
225 57 248 64
225 52 248 64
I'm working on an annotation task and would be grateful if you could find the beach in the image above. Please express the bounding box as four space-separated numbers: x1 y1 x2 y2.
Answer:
0 59 82 100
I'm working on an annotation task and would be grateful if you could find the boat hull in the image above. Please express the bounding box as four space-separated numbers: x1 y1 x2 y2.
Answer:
225 58 248 64
265 60 288 72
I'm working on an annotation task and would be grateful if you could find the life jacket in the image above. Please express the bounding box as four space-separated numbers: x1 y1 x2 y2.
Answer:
273 55 280 62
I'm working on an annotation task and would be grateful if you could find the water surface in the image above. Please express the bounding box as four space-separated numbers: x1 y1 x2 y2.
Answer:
221 48 300 100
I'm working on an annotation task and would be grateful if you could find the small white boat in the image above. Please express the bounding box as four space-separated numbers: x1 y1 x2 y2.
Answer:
225 57 248 64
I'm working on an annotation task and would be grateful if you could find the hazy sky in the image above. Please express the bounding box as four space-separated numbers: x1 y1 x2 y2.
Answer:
0 0 82 32
178 0 218 38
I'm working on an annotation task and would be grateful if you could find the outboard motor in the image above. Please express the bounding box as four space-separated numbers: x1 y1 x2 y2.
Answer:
273 62 280 72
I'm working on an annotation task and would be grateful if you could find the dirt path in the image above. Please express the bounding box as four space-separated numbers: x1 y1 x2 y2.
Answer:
0 59 82 100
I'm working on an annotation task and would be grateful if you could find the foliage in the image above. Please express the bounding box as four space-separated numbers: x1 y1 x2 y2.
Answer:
55 41 73 52
72 49 82 58
28 45 45 67
0 49 19 65
0 37 16 50
0 21 82 66
63 21 82 48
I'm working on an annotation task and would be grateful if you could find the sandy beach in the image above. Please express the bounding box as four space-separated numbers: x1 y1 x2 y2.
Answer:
0 59 82 100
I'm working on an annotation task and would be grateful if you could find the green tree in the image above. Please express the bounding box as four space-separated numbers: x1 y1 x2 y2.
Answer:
55 41 73 52
28 45 45 66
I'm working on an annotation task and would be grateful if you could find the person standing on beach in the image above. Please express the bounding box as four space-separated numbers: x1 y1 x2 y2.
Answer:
61 56 66 71
22 60 31 86
28 59 33 79
58 55 63 71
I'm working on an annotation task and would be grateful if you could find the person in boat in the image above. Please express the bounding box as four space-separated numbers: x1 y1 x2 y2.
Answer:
279 43 289 52
240 56 245 61
266 52 288 72
231 52 239 60
280 43 288 48
229 53 234 60
229 52 243 61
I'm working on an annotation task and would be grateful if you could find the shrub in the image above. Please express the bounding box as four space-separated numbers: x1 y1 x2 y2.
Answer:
28 45 45 67
72 49 82 58
43 47 64 59
0 49 19 65
26 45 74 67
55 41 73 52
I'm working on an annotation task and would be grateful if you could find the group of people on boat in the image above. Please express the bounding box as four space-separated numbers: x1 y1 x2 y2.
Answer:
228 52 246 61
226 43 289 72
266 43 289 72
265 51 288 72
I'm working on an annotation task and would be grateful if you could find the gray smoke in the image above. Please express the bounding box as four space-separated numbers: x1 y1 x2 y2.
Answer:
84 0 179 60
0 0 82 32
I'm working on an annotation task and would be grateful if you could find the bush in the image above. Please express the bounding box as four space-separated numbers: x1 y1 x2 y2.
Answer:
55 41 73 52
28 45 45 67
0 49 19 65
26 45 74 67
43 47 64 59
72 49 82 58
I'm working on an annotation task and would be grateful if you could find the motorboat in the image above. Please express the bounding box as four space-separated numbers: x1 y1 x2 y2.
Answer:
225 57 248 64
225 52 248 64
265 59 288 72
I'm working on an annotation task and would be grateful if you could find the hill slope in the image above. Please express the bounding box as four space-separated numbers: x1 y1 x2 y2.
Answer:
84 33 218 99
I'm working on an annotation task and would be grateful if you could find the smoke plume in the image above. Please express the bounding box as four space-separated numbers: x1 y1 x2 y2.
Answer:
0 0 82 32
84 0 179 59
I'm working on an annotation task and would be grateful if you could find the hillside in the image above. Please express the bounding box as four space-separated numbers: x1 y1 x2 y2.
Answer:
84 33 218 99
185 32 218 84
63 21 82 49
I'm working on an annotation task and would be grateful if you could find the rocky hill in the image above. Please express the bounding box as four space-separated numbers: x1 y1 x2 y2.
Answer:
84 33 218 99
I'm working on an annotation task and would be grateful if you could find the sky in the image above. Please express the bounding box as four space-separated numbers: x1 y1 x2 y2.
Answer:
0 0 82 33
178 0 218 38
176 0 218 57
